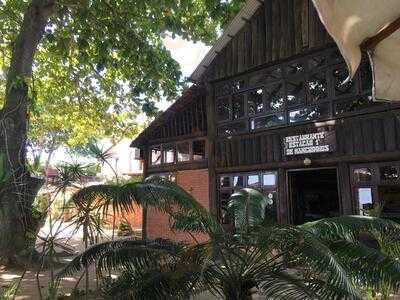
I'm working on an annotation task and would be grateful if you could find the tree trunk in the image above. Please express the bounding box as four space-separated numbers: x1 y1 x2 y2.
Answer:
0 0 55 264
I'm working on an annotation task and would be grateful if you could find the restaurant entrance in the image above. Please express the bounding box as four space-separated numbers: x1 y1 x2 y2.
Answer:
289 168 340 224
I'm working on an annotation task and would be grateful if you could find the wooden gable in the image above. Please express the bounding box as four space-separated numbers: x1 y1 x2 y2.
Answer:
202 0 333 82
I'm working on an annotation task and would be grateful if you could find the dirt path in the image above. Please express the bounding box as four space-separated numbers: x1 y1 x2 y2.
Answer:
0 221 111 299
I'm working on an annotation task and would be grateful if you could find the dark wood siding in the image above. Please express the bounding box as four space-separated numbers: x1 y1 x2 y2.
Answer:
145 92 207 145
215 109 400 170
203 0 333 82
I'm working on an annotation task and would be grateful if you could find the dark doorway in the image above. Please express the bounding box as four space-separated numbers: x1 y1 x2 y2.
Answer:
289 168 340 224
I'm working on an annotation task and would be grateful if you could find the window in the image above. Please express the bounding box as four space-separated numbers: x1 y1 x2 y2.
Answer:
215 47 375 136
218 171 279 227
286 61 305 76
216 97 231 121
286 79 305 107
332 66 356 97
233 79 246 92
233 175 245 187
177 142 190 162
248 89 264 115
151 146 162 165
265 83 284 112
357 188 373 215
163 144 175 164
380 166 399 181
218 120 247 136
352 162 400 220
247 175 260 187
232 94 245 119
193 140 206 161
148 139 207 167
353 168 373 183
289 103 330 124
220 176 231 188
250 113 285 130
263 172 277 186
334 96 374 115
307 72 328 103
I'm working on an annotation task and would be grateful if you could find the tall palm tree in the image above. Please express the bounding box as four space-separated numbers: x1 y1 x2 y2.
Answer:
57 177 400 300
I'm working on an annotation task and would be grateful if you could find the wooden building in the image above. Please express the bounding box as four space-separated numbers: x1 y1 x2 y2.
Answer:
131 0 400 239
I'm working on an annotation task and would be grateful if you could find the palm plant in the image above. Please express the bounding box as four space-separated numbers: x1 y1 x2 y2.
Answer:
33 162 92 300
57 178 400 299
227 188 270 231
0 282 18 300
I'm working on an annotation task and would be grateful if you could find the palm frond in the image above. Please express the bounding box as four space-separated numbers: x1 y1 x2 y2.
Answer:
57 239 181 280
227 188 267 230
101 265 205 300
70 176 221 235
265 225 361 299
258 270 316 300
301 216 400 258
87 142 114 164
71 184 138 214
328 239 400 293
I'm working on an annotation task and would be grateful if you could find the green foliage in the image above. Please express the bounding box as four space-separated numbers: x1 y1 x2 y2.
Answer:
117 221 133 237
227 188 268 230
0 283 18 300
55 163 93 189
0 0 245 148
58 182 400 299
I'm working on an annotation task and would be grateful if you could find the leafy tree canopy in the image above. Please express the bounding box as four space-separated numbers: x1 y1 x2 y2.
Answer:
0 0 244 146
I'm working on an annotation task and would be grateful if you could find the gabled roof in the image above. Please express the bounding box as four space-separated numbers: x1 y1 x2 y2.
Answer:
131 0 264 147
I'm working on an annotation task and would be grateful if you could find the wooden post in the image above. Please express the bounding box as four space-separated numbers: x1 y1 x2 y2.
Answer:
278 168 290 224
338 162 354 215
142 144 149 240
206 83 218 216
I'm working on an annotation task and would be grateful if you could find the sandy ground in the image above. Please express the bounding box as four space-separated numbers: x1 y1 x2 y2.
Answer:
0 221 220 299
0 221 111 299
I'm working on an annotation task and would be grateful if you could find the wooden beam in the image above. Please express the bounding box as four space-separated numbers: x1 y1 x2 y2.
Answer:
215 150 400 174
147 160 208 174
361 16 400 50
141 144 149 240
206 82 218 217
338 162 354 215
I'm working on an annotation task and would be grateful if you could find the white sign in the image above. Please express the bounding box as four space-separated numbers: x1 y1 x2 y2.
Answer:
284 131 336 156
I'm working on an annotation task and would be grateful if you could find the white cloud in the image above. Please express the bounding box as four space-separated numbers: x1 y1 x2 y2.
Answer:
163 35 210 79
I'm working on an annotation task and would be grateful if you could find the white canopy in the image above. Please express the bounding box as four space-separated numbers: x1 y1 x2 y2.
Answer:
312 0 400 101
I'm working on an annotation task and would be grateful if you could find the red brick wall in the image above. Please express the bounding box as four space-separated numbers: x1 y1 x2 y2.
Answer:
147 169 210 243
105 204 143 232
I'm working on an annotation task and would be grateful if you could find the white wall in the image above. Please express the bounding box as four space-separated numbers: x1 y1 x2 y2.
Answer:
100 139 143 180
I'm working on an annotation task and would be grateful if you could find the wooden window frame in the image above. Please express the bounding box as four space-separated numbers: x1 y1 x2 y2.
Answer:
148 138 208 168
216 47 381 137
351 162 400 215
217 171 279 224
